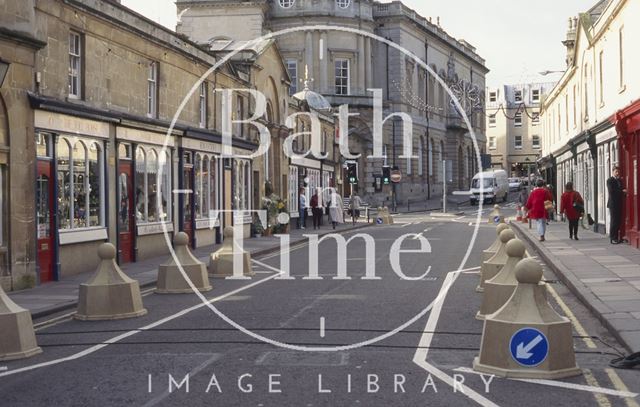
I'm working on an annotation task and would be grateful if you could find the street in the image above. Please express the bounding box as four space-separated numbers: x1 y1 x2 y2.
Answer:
1 197 638 406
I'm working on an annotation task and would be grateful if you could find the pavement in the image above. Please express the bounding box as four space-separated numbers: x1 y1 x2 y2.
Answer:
511 219 640 354
7 217 372 319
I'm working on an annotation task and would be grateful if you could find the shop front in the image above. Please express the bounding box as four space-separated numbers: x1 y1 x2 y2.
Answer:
35 110 111 279
615 100 640 249
117 126 175 263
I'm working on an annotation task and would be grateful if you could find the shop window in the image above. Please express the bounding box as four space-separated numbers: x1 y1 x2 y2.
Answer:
57 137 104 230
136 146 171 224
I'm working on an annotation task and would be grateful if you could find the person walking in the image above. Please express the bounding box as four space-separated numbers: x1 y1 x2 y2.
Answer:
560 182 584 240
328 188 344 230
310 188 322 230
349 191 362 225
607 166 626 244
525 179 554 242
298 187 307 230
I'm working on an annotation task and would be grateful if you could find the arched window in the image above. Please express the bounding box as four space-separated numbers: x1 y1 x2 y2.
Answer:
135 147 146 222
72 141 88 228
57 137 104 230
209 157 217 214
159 151 171 222
146 149 158 222
57 139 72 229
279 0 295 8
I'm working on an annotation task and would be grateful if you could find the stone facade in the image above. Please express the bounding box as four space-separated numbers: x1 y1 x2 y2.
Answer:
176 0 488 207
486 83 555 176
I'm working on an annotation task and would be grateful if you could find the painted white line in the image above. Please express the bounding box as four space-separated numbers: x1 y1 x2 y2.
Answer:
412 232 424 240
0 367 7 371
605 368 640 407
320 317 325 338
455 367 638 399
412 272 499 407
401 222 413 228
0 273 280 378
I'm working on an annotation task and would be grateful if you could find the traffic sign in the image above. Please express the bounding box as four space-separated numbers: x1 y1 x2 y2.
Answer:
509 328 549 366
390 170 402 183
493 216 501 224
376 217 384 225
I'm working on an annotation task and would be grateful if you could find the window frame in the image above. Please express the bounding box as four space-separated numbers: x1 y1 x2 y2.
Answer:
286 59 298 96
147 62 159 118
514 113 523 127
532 89 540 103
532 135 541 150
135 145 172 225
488 115 496 128
68 31 83 99
514 89 523 103
336 0 351 8
199 81 207 128
279 0 295 8
489 136 497 150
489 92 497 103
514 134 523 150
335 58 350 96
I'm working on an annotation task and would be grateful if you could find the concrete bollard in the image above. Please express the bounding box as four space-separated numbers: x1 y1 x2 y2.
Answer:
477 239 526 320
477 229 515 293
0 285 42 361
473 258 581 379
208 226 253 278
482 223 510 263
157 232 213 294
75 243 147 321
488 204 505 224
375 207 394 225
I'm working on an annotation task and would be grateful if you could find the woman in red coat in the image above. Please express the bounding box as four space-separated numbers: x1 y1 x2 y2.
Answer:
560 182 584 240
525 179 554 241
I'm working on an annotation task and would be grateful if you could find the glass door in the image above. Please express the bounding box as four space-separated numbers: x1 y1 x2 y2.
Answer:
36 160 54 283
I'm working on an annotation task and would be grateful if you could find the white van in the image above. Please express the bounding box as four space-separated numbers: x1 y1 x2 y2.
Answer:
469 170 509 205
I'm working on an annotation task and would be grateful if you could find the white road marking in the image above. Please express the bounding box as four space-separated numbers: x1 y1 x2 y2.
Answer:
605 368 640 407
320 317 326 338
401 222 413 227
413 272 500 407
0 273 280 378
454 368 638 399
0 367 7 371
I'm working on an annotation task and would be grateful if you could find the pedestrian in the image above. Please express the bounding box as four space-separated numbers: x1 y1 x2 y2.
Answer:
525 179 554 242
298 187 307 230
349 191 362 225
329 188 344 229
560 182 584 240
607 166 626 244
310 188 322 230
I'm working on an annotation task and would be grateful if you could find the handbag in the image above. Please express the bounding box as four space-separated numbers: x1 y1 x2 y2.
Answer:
572 192 584 214
544 200 554 211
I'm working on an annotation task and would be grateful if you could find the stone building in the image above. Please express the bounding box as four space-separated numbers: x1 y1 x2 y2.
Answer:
539 0 640 244
486 83 555 176
176 0 488 208
0 0 297 290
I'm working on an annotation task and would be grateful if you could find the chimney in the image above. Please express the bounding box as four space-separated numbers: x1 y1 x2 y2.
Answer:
562 17 578 67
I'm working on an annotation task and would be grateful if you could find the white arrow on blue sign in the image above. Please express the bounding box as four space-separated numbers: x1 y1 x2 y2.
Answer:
376 218 384 225
509 328 549 367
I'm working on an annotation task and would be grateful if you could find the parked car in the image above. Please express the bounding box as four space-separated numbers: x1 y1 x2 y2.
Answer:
508 177 522 191
469 170 509 205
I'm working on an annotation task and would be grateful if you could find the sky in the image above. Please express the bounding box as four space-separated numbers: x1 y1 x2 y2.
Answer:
121 0 597 87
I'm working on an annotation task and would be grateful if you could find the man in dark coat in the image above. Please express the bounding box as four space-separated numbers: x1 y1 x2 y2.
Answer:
607 166 626 244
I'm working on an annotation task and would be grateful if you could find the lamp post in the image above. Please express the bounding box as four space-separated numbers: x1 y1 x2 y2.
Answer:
0 58 10 88
538 70 565 76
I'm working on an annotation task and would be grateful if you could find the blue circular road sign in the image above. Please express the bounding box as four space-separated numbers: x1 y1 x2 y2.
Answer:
376 217 384 225
509 328 549 367
493 216 501 224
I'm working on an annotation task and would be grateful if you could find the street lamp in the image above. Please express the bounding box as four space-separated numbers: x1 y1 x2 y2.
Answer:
538 70 564 76
0 58 10 88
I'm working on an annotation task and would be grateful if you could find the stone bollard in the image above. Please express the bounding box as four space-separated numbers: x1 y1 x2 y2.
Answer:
482 223 510 263
384 206 394 224
488 204 505 224
75 243 147 321
477 229 515 293
375 207 394 225
477 239 526 320
208 226 253 278
473 258 581 379
0 285 42 361
157 232 213 294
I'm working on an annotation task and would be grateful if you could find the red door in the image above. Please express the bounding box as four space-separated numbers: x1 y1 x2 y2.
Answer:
36 160 54 283
183 164 194 245
118 162 134 263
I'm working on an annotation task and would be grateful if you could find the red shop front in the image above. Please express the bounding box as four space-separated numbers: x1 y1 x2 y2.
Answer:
614 99 640 249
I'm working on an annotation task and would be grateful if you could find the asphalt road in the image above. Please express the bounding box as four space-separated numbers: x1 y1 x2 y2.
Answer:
1 195 638 406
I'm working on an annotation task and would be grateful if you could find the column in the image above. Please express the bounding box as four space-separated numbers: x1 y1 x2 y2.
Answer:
305 31 313 81
365 37 372 90
319 31 328 93
358 35 366 95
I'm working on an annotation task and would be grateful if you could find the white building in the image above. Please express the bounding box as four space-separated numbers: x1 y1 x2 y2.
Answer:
539 0 639 238
486 83 555 176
